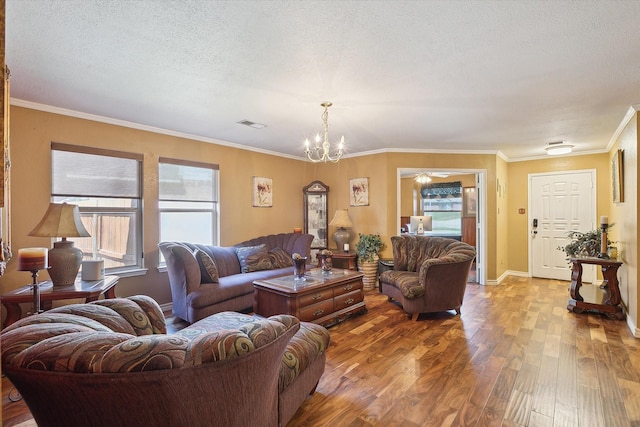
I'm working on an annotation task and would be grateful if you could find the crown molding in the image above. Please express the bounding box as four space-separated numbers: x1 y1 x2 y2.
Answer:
606 104 640 151
10 98 302 161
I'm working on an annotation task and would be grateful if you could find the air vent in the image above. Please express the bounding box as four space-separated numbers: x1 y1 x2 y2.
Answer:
237 120 267 129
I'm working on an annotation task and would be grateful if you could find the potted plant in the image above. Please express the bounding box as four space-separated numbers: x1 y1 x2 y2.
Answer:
559 226 613 257
355 233 384 290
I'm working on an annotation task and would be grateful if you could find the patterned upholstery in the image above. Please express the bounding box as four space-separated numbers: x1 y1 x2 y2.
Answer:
279 321 331 392
380 235 476 320
1 296 330 427
1 296 297 373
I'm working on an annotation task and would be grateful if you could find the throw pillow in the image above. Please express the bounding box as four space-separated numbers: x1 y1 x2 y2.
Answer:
269 247 294 269
235 244 272 273
194 249 220 283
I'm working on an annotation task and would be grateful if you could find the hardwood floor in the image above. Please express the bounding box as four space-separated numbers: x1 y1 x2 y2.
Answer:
3 275 639 426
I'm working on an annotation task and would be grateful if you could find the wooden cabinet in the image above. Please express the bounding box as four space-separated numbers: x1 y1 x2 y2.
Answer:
303 181 329 249
462 217 476 247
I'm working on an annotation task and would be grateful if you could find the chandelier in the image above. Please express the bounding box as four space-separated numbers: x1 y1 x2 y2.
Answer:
304 102 345 163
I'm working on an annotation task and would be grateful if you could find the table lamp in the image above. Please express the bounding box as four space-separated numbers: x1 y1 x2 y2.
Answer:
28 202 90 286
17 247 49 314
329 209 353 252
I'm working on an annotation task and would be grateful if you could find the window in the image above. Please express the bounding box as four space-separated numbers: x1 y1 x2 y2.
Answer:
421 181 463 235
158 158 219 261
51 143 143 274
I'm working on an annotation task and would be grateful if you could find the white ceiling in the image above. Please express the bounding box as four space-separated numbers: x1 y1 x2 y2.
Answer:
6 0 640 161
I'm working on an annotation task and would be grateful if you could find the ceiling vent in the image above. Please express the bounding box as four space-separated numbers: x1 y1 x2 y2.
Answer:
237 120 267 129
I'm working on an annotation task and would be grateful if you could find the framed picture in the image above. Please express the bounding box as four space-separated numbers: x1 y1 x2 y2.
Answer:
252 176 272 207
350 177 369 206
463 187 477 217
612 149 624 203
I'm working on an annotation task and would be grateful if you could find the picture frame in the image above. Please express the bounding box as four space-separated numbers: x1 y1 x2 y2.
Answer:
463 187 477 217
350 177 369 206
612 149 624 203
252 176 272 207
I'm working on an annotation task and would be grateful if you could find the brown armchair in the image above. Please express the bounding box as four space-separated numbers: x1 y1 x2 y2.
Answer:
0 296 330 427
379 235 476 320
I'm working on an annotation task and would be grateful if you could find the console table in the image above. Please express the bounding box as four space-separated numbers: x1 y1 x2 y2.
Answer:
567 257 624 319
316 252 358 271
1 275 119 328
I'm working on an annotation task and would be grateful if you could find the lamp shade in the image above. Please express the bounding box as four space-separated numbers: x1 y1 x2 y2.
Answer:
29 203 90 286
29 203 90 238
329 209 353 228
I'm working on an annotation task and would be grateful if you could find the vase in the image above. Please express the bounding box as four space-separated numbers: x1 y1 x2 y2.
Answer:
358 257 379 290
293 257 307 280
319 254 332 273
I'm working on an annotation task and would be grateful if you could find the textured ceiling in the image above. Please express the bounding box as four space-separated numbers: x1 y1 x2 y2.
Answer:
6 0 640 160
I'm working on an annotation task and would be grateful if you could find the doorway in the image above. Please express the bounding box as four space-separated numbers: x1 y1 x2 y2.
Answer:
397 168 486 285
529 170 596 282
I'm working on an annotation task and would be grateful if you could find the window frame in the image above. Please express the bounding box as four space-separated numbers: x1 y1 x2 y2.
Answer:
51 142 144 276
158 157 220 267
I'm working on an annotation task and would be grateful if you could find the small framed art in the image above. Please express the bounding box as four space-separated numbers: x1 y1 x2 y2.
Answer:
252 176 273 207
350 177 369 206
612 149 624 203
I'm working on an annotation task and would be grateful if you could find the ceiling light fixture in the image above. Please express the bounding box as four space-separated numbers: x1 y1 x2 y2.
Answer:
304 102 345 163
545 141 574 155
415 173 432 184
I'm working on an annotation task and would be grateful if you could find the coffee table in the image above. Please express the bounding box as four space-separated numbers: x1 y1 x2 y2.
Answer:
253 268 366 327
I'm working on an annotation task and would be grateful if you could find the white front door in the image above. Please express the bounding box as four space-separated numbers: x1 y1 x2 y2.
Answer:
529 171 596 281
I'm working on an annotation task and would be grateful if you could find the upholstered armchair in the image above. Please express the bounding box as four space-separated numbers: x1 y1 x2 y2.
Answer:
379 235 476 320
1 296 304 427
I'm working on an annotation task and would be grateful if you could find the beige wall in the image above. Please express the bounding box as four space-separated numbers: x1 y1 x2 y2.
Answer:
4 107 312 304
610 111 638 333
5 105 638 335
506 153 611 273
496 156 509 278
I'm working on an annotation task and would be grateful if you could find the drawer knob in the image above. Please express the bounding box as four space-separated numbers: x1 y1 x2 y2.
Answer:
313 309 324 316
343 285 353 291
312 294 323 300
344 298 354 305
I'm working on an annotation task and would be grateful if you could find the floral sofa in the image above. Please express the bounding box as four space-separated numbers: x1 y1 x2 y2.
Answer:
380 235 476 320
159 232 314 323
1 295 330 427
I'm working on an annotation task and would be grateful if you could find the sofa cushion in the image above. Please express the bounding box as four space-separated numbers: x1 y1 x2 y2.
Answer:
269 247 294 269
235 244 273 273
379 270 424 299
195 249 220 283
279 322 331 392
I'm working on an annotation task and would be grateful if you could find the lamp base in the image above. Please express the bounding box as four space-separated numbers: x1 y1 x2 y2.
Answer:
48 240 83 286
333 227 351 251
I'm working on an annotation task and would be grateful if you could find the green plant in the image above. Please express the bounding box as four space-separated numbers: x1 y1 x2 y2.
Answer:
355 233 384 263
559 226 613 257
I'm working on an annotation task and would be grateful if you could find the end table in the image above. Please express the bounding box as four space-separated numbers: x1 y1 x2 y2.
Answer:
1 275 119 328
567 257 624 319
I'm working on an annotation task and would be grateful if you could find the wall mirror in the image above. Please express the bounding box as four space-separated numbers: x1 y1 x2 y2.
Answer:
303 181 329 249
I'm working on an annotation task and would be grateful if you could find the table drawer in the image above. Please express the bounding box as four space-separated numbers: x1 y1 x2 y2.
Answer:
333 280 362 297
299 289 333 306
299 299 334 322
334 289 364 310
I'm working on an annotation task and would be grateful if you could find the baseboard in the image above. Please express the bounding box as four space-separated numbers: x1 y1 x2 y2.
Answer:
492 270 529 285
626 316 639 338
